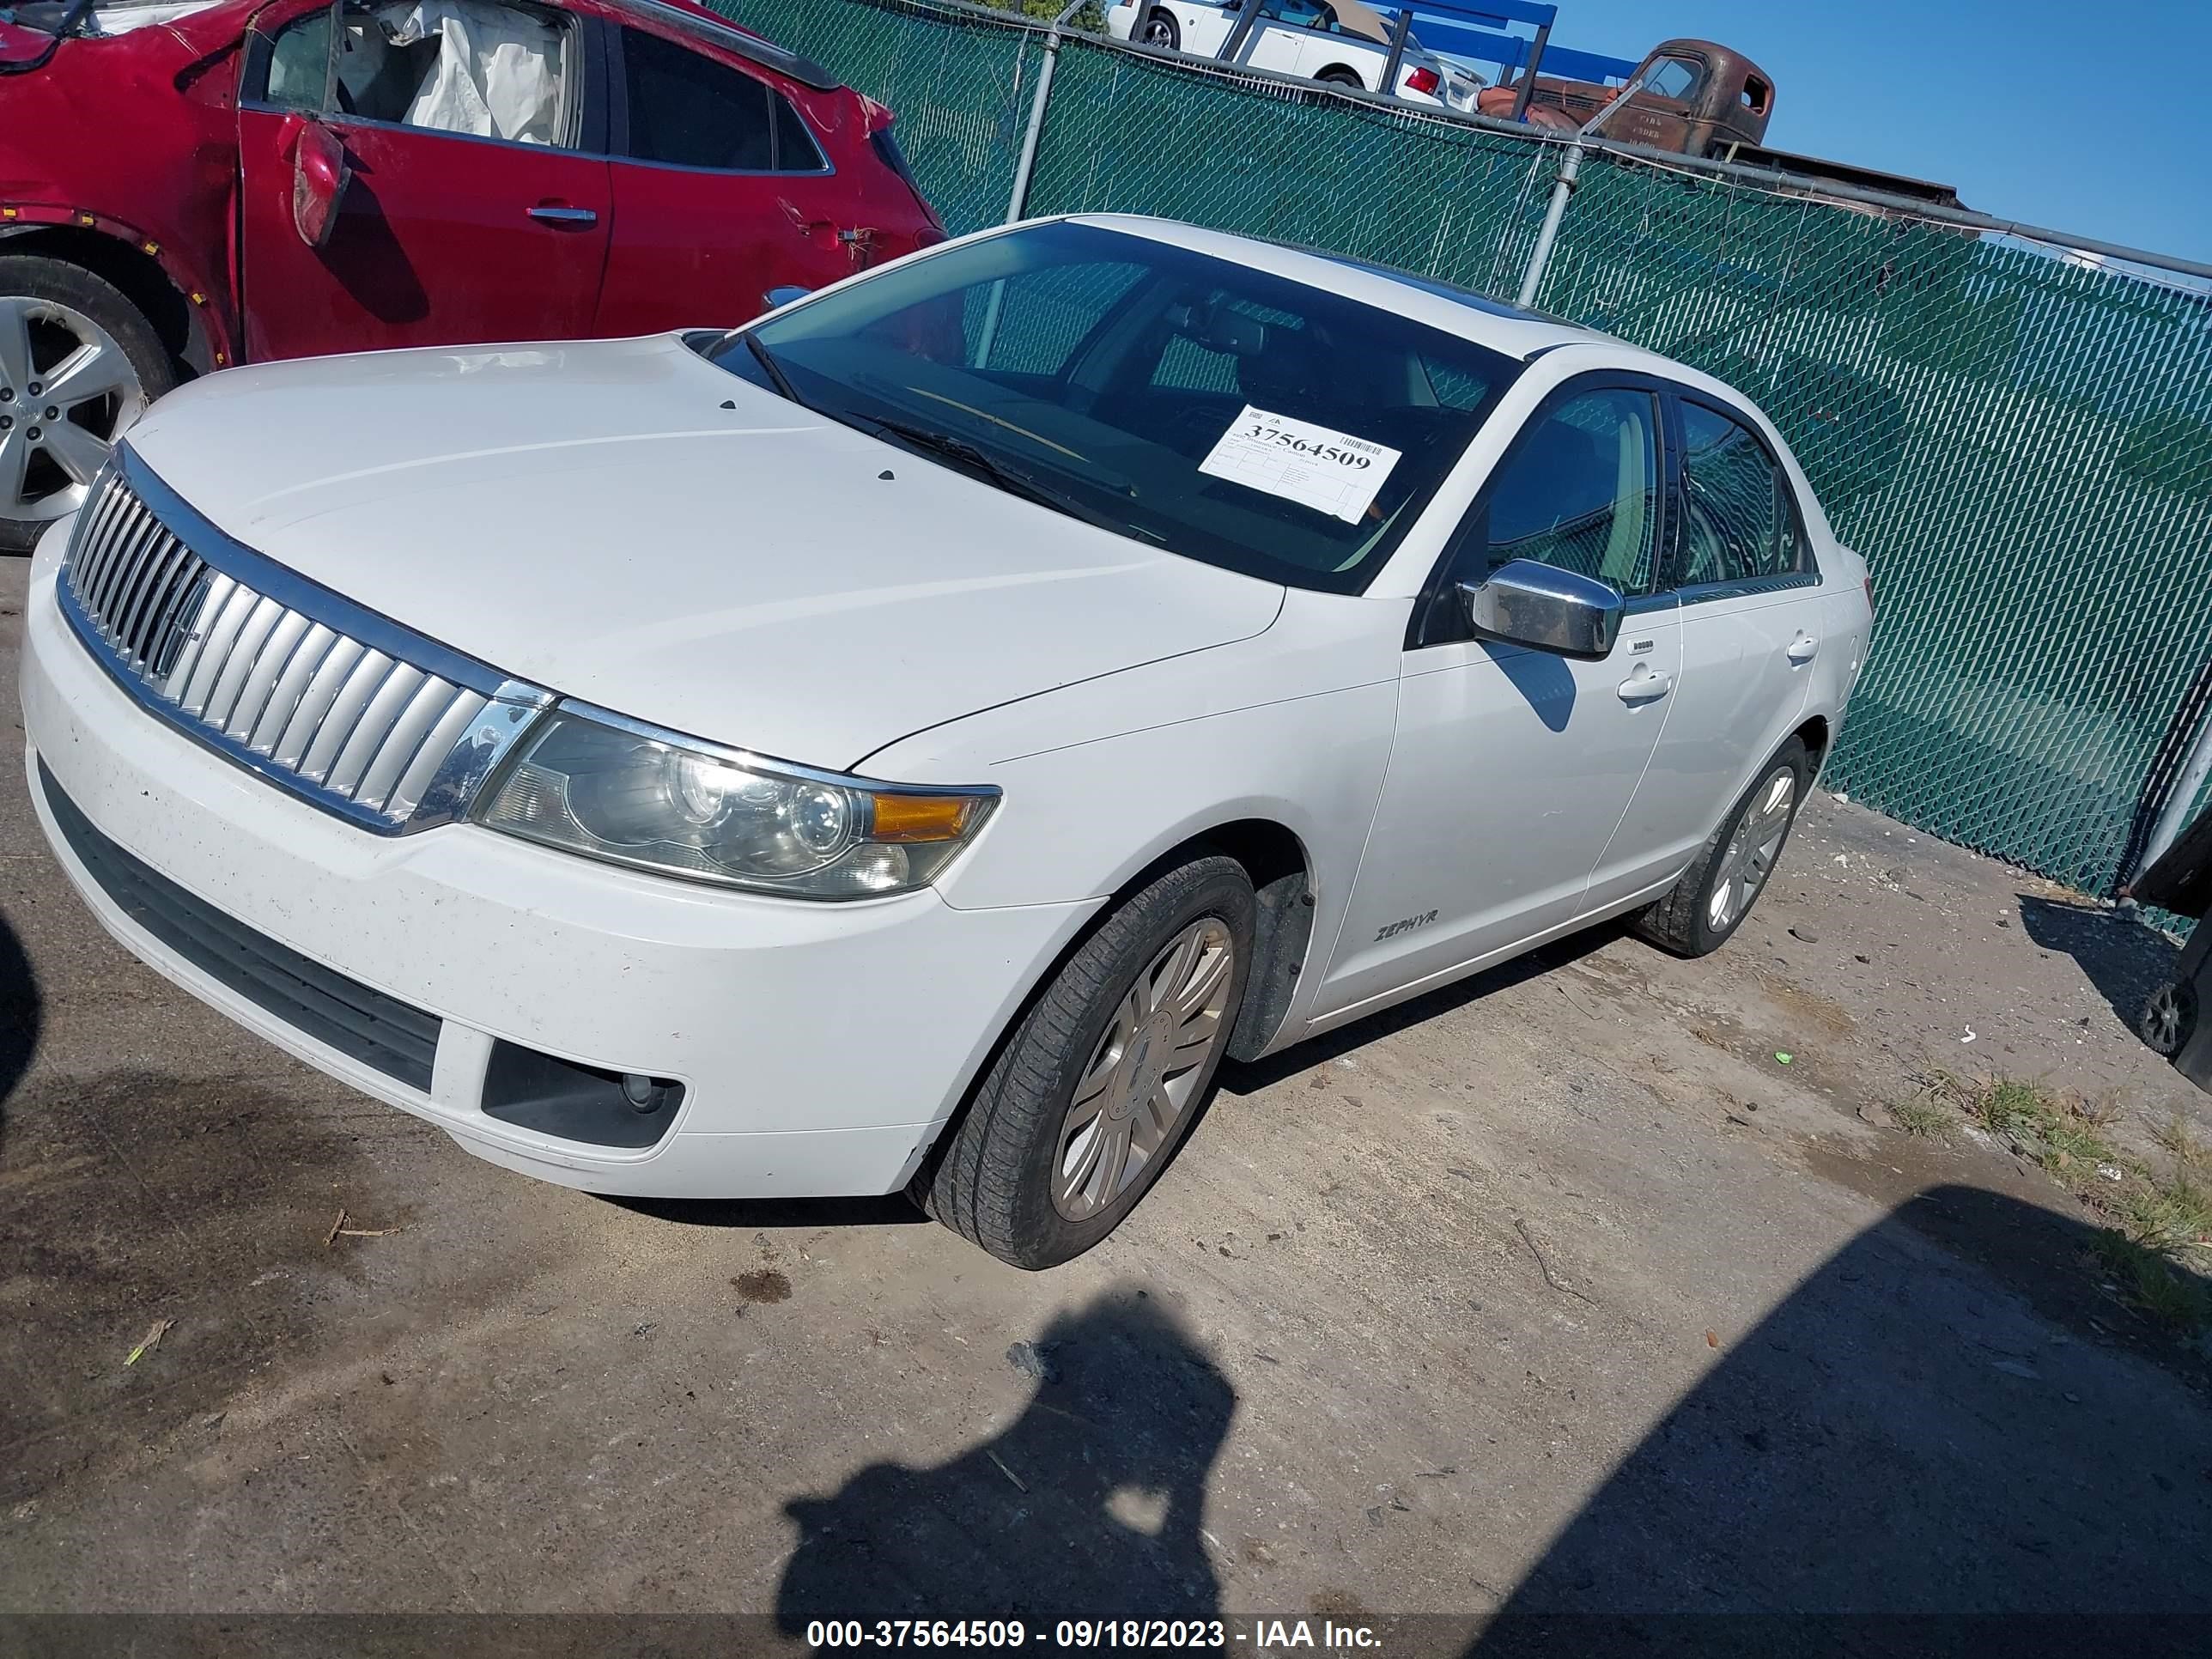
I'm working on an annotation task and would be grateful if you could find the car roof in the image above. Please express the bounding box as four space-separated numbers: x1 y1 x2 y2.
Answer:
1067 214 1610 361
601 0 838 88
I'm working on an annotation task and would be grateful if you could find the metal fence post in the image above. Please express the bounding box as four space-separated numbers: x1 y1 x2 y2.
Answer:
1005 0 1086 224
1516 70 1646 309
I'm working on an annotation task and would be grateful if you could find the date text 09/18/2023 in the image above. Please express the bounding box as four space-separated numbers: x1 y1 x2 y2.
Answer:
801 1620 1382 1649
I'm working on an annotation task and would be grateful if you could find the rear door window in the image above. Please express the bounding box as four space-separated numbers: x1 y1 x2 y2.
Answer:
1675 399 1804 586
618 26 824 173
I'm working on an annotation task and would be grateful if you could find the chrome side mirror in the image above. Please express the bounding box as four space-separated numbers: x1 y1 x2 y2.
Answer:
762 285 813 311
1458 559 1624 659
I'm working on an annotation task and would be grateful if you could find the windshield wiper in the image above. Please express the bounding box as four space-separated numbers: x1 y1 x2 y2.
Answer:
743 332 801 405
864 416 1150 538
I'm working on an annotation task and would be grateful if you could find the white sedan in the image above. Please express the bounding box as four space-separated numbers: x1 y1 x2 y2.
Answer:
1105 0 1482 111
21 215 1870 1269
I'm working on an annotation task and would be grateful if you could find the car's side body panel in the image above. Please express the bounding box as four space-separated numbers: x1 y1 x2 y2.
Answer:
1316 605 1683 1018
866 320 1867 1062
235 111 618 360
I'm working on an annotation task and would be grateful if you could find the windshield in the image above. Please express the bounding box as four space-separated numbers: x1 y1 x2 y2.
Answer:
707 221 1521 594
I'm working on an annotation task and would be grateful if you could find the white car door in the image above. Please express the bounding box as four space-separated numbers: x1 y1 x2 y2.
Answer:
1174 0 1234 55
1236 0 1326 73
1607 392 1821 900
1314 382 1681 1024
1289 19 1375 84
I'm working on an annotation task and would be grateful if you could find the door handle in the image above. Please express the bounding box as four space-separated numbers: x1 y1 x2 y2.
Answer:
1617 667 1673 703
527 204 599 228
1786 634 1820 665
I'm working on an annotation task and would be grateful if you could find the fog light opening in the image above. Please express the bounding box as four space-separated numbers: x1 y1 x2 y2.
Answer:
622 1073 678 1115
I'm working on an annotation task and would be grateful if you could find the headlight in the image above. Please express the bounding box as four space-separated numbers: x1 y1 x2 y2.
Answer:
476 708 998 900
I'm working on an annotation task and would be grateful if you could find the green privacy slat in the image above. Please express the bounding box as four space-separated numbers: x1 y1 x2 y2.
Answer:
714 0 2212 896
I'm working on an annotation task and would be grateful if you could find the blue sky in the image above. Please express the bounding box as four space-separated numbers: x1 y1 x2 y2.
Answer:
1483 0 2212 266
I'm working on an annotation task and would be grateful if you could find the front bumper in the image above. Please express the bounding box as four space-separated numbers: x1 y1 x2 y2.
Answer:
20 550 1097 1199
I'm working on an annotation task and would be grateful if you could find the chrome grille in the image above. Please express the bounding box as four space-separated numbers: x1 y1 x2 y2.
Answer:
59 455 548 835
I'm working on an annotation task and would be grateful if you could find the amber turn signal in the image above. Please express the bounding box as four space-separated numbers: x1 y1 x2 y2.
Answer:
869 792 985 842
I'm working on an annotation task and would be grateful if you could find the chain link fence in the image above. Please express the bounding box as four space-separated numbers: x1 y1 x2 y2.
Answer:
726 0 2212 896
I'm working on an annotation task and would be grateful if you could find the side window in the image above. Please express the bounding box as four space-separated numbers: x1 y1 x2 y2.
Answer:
1676 401 1801 586
1446 388 1662 597
1644 56 1702 101
329 0 572 146
264 4 335 109
619 27 821 173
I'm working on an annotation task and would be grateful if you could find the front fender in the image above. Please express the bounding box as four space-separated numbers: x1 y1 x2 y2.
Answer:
863 589 1406 1053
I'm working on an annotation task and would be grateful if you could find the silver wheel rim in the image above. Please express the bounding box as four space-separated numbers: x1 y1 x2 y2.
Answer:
1706 766 1796 933
1052 916 1235 1223
1141 15 1175 43
0 294 147 526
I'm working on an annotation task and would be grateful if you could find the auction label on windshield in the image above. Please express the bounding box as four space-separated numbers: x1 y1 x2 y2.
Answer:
1199 405 1402 524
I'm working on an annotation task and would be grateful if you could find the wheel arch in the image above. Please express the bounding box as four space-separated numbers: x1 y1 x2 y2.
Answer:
910 815 1316 1196
0 220 232 376
1029 815 1316 1062
1794 713 1831 775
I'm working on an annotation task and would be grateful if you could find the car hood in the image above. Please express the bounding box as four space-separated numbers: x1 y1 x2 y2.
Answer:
123 335 1285 770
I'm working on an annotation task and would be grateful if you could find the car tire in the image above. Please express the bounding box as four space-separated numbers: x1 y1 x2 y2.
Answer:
0 255 175 555
1634 736 1811 958
921 854 1255 1270
2142 978 2197 1059
1138 8 1179 50
1317 68 1364 88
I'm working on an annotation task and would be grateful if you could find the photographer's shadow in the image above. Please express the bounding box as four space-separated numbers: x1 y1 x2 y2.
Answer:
776 1289 1232 1628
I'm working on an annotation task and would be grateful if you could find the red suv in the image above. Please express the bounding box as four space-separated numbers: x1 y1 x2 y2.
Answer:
0 0 942 550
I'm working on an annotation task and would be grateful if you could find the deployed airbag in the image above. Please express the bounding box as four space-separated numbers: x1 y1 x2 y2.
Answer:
375 0 562 145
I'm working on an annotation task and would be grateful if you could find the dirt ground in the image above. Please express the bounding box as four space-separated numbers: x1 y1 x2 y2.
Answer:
4 550 2210 1648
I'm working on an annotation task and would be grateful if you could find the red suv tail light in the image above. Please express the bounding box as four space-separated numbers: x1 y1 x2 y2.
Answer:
1404 66 1441 95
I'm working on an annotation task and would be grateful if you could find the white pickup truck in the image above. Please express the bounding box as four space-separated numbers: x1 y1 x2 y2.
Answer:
1105 0 1482 112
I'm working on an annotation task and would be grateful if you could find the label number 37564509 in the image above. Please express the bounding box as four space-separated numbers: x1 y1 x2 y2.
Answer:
1198 404 1405 524
1242 421 1373 469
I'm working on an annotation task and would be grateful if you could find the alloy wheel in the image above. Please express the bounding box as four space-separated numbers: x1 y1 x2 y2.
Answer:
1052 916 1235 1222
0 295 148 526
1707 766 1796 933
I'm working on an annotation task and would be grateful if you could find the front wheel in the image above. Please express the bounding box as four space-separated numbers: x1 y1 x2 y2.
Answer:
1635 737 1810 957
0 255 174 554
921 856 1254 1269
2142 979 2197 1059
1138 8 1180 49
